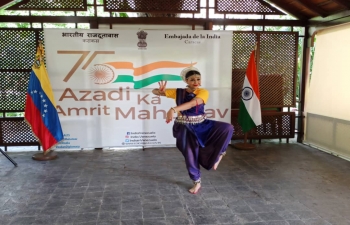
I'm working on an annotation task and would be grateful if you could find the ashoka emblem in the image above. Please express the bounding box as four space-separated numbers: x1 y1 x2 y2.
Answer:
241 87 253 101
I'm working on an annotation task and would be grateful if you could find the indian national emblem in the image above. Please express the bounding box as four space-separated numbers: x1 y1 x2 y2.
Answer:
137 30 148 49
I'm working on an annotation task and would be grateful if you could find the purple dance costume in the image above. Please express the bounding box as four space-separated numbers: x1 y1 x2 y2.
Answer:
172 88 234 182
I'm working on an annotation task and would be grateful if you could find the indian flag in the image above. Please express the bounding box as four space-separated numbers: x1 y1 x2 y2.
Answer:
238 50 262 133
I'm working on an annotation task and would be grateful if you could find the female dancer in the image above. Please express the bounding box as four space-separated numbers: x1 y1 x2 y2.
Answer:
152 66 234 194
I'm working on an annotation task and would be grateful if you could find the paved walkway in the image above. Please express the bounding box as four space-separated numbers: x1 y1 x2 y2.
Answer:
1 143 350 225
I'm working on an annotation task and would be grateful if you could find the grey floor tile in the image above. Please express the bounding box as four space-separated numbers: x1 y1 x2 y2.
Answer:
249 204 276 213
211 207 233 215
120 219 143 225
164 207 189 218
1 215 13 225
98 210 120 221
142 209 165 219
9 216 36 225
85 191 104 199
121 202 142 211
69 193 86 200
292 211 320 220
301 218 332 225
143 218 167 225
100 204 120 212
141 189 160 196
265 221 289 225
121 198 141 204
236 213 264 223
192 214 219 224
162 200 184 210
230 205 254 214
97 221 121 225
74 222 97 225
226 198 247 206
142 202 163 210
160 194 182 202
286 220 306 225
216 214 240 224
55 213 76 224
205 199 228 208
142 195 162 203
73 212 98 224
277 211 300 220
2 144 350 225
188 207 214 216
244 223 267 225
120 210 142 220
257 212 285 221
34 215 59 225
165 216 193 225
78 203 101 213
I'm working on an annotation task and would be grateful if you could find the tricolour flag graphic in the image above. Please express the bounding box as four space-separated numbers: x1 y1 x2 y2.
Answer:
25 43 63 154
238 50 262 133
105 61 194 88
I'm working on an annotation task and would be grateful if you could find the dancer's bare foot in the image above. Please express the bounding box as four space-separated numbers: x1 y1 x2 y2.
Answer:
213 152 226 170
189 181 201 194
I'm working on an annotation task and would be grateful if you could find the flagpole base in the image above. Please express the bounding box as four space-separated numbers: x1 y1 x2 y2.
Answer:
32 151 58 161
232 142 256 150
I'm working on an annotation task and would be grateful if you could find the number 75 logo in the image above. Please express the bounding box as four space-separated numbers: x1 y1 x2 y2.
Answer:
57 50 115 82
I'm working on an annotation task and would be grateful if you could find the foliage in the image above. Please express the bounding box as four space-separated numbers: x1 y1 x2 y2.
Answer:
0 112 24 117
113 12 128 17
309 38 316 78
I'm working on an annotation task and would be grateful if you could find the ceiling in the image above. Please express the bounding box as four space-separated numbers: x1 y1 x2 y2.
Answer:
267 0 350 21
1 0 350 24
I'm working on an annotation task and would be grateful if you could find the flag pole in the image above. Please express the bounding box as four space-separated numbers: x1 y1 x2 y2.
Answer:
233 131 256 150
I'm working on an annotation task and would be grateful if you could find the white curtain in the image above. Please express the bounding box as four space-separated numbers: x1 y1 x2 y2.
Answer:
305 23 350 160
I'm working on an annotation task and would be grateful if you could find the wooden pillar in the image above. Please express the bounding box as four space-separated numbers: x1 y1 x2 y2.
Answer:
89 20 98 29
297 27 310 143
204 22 213 30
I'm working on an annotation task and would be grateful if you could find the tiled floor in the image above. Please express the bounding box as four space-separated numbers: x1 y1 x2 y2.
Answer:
1 142 350 225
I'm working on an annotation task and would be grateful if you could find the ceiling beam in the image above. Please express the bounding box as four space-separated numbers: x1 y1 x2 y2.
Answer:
264 0 308 19
0 0 17 9
296 0 329 17
0 15 307 26
331 0 350 9
308 9 350 26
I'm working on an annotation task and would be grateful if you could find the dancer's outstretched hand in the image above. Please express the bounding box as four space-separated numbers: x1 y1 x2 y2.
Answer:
158 80 167 94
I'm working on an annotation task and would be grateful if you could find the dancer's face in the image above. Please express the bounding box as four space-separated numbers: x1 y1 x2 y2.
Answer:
186 74 201 90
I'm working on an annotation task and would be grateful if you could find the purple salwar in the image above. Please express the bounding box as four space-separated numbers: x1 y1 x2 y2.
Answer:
173 88 234 181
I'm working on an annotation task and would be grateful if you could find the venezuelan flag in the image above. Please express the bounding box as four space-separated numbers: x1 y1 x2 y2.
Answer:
24 44 63 153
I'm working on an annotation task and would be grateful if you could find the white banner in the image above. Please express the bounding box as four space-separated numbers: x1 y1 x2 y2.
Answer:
44 29 232 149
